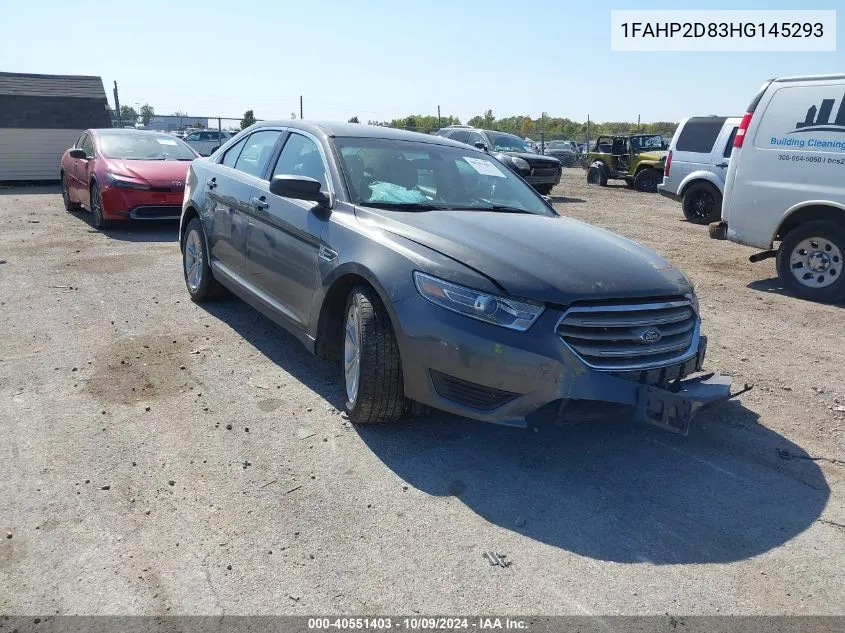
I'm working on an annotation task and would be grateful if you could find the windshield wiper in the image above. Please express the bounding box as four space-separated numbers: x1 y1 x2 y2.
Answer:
448 205 533 214
359 201 445 211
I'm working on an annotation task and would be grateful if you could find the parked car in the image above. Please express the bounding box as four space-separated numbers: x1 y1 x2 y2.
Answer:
658 117 740 224
434 125 561 194
184 130 232 156
543 140 578 167
60 129 199 229
585 134 667 192
179 121 736 433
710 74 845 303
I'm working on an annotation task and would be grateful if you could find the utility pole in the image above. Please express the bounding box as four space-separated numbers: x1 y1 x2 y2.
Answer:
586 114 590 149
437 105 441 128
113 81 121 127
637 114 641 133
300 96 303 120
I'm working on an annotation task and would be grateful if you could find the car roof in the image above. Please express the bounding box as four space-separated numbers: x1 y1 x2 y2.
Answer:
253 120 474 149
89 128 175 136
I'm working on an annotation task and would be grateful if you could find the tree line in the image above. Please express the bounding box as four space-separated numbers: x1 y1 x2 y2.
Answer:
361 111 677 140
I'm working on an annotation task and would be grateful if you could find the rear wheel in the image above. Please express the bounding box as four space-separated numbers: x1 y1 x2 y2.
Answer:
343 285 405 424
682 182 722 224
61 172 79 211
89 183 110 230
633 168 660 193
183 218 225 302
586 164 608 186
776 221 845 303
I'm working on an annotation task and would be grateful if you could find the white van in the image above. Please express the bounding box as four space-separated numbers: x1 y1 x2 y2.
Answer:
658 116 740 224
711 74 845 303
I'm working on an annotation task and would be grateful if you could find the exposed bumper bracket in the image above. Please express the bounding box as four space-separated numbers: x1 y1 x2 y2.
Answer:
635 373 752 436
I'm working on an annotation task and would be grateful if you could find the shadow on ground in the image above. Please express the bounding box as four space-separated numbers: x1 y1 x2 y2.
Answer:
550 196 586 204
748 277 844 307
200 297 830 566
66 209 179 242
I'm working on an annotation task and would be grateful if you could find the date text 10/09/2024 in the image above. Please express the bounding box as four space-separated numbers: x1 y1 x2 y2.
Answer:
619 22 824 38
307 618 528 630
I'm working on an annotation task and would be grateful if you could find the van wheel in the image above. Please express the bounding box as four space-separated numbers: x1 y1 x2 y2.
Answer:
633 169 660 193
682 182 722 224
587 165 607 186
776 221 845 304
343 285 405 424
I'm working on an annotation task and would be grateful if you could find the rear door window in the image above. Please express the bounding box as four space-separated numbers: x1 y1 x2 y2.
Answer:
676 117 727 153
234 130 283 179
723 127 738 158
449 130 470 144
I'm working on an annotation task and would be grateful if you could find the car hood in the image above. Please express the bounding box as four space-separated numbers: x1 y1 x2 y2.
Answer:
500 151 560 164
638 151 668 162
356 208 691 304
103 159 192 187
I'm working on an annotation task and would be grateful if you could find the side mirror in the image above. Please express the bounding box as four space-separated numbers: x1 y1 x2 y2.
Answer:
474 142 488 151
69 148 87 159
269 175 330 206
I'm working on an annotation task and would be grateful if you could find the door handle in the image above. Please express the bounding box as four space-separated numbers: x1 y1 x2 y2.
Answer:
250 196 269 210
716 162 729 169
207 178 217 189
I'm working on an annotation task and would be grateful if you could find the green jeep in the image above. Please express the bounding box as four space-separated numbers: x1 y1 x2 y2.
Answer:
585 134 668 192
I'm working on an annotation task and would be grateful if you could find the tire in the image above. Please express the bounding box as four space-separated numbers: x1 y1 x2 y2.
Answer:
182 217 224 302
633 168 661 193
586 164 608 186
682 182 722 224
776 221 845 304
61 172 79 211
89 183 110 230
535 184 553 195
343 285 405 424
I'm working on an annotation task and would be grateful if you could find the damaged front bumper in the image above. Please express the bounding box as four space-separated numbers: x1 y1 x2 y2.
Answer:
635 373 752 435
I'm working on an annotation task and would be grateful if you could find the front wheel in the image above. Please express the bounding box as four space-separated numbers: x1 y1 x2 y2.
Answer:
633 168 660 193
343 285 405 424
535 184 554 196
682 182 722 224
89 183 110 230
776 221 845 303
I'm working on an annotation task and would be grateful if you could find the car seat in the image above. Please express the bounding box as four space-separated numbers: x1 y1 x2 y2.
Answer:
388 159 417 191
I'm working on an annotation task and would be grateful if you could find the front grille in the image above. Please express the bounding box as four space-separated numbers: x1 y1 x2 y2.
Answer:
430 370 518 410
129 205 181 219
556 299 699 370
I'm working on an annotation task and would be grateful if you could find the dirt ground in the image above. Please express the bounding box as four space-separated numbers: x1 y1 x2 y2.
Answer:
1 169 843 616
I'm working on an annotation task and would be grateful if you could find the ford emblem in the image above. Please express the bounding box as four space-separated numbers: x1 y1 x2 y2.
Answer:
639 328 662 343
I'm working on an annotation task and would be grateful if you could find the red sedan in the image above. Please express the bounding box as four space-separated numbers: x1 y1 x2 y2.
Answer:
59 129 199 229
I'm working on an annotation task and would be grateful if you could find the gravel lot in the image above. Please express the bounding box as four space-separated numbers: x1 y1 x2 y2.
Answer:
1 169 843 616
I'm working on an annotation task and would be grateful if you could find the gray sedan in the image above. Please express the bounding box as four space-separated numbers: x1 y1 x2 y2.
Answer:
179 121 736 434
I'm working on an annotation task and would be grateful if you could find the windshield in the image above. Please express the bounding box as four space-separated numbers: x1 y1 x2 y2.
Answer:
98 132 198 160
631 135 665 152
487 132 534 153
333 137 554 216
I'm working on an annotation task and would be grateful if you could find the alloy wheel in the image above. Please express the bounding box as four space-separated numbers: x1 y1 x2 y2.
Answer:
789 237 842 289
344 303 361 405
690 190 715 219
184 229 204 292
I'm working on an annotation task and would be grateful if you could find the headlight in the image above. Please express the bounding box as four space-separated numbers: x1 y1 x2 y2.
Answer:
105 172 150 190
511 157 530 172
413 272 544 331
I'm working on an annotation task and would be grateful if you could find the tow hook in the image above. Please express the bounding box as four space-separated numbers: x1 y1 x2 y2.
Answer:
749 249 777 263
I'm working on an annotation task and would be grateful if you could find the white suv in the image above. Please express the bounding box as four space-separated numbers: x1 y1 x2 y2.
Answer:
658 116 740 224
710 74 845 303
184 130 232 156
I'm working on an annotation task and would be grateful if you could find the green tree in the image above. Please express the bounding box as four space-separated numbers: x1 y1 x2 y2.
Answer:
241 110 257 130
119 105 138 122
139 103 155 126
348 116 360 123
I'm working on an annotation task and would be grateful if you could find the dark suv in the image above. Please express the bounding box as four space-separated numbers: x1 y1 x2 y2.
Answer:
435 126 561 195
